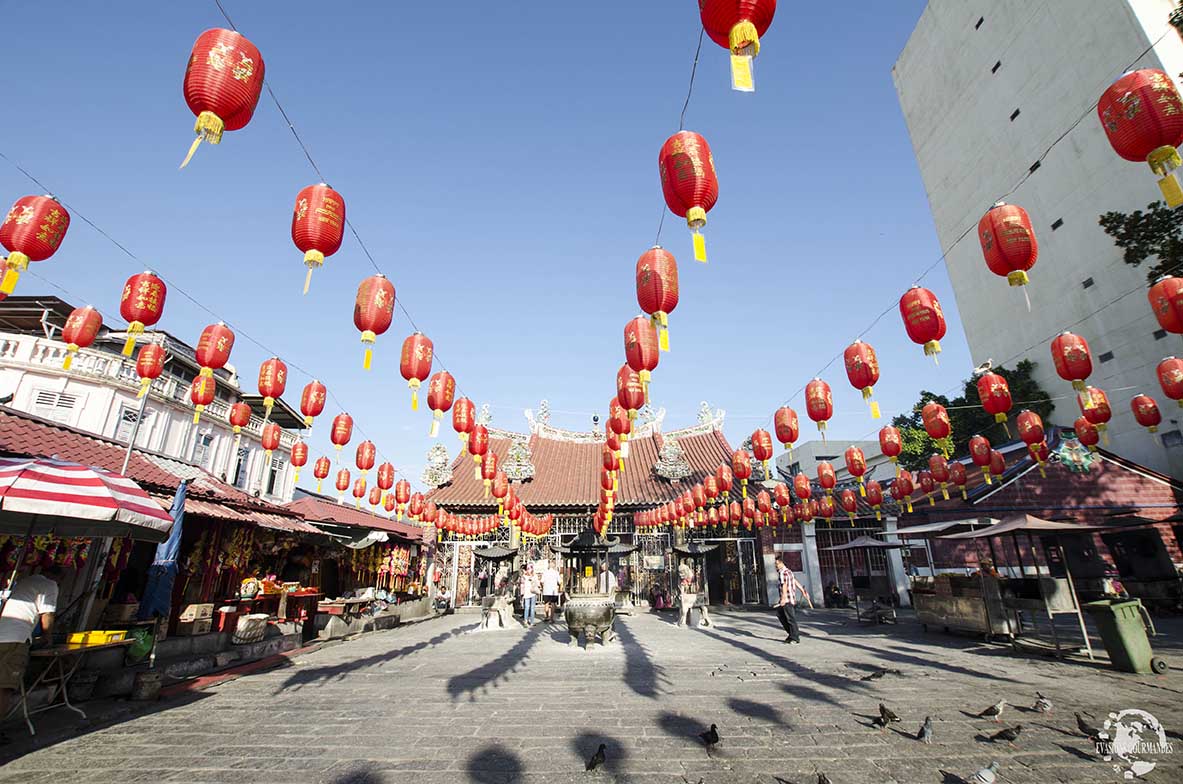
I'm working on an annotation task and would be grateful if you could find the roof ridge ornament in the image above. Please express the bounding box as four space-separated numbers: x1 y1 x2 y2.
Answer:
420 442 453 488
653 434 692 481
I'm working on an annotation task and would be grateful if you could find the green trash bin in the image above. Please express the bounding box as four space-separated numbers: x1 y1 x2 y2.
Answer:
1083 599 1167 675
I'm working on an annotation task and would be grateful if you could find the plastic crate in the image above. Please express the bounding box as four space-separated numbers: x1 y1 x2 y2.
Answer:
67 630 127 645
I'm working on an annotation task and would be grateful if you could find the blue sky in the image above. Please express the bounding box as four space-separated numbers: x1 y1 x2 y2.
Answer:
1 1 973 487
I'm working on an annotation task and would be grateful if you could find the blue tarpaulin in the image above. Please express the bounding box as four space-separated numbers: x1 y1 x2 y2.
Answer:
136 480 188 621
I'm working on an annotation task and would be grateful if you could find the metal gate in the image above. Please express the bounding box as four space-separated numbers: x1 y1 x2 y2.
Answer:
737 538 760 604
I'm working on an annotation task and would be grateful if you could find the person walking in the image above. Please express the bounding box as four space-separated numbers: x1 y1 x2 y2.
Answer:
519 563 539 627
774 554 812 644
540 559 562 623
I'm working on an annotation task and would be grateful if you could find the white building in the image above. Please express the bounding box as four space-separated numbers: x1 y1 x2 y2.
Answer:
0 295 302 504
894 0 1183 477
775 439 892 485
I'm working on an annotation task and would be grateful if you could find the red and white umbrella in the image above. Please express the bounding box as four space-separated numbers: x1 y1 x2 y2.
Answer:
0 457 174 543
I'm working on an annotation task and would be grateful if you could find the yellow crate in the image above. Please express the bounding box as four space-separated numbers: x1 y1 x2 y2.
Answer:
67 630 127 645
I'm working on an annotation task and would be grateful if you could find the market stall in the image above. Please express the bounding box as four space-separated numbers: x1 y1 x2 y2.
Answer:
819 536 907 623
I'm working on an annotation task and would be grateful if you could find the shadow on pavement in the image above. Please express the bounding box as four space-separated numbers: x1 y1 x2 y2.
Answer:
614 616 670 699
570 730 631 773
728 696 786 725
446 623 545 701
466 742 524 783
656 709 709 741
274 621 481 694
326 764 385 784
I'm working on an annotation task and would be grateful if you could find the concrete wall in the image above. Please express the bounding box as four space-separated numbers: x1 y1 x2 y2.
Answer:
894 0 1183 477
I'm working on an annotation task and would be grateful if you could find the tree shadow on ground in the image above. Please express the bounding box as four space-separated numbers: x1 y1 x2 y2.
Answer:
614 616 670 699
274 621 480 694
570 730 631 774
938 771 968 784
822 634 1020 683
325 764 385 784
728 696 786 725
446 623 545 702
466 743 524 784
656 709 709 741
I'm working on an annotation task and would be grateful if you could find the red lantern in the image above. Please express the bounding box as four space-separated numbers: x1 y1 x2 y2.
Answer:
716 465 733 501
605 427 621 455
792 472 811 501
617 364 646 420
384 492 397 515
840 489 858 523
817 461 836 496
922 402 952 455
731 449 753 498
424 501 439 527
1098 69 1183 207
492 471 509 511
608 397 632 457
377 462 395 495
817 496 836 523
335 468 351 500
119 271 167 356
805 378 833 440
355 274 395 369
659 131 719 262
976 371 1012 431
978 202 1038 298
481 453 500 498
330 413 353 458
400 332 434 411
603 446 620 476
928 454 951 501
1148 275 1183 334
453 397 475 448
899 286 946 362
624 316 660 400
890 477 912 514
313 456 331 493
879 425 902 473
774 406 799 457
1016 410 1045 460
469 424 490 479
949 461 968 500
990 449 1007 479
865 480 884 520
1131 394 1162 433
228 401 251 434
774 482 792 522
703 474 720 506
1074 417 1100 452
395 479 411 508
1080 386 1112 444
917 470 936 506
968 435 994 484
300 381 327 428
355 441 376 477
636 246 679 351
742 497 757 528
190 376 215 423
352 477 367 508
756 490 772 526
290 183 346 293
844 446 867 495
409 493 425 520
60 305 102 371
135 344 164 398
257 357 287 421
751 429 774 480
181 29 264 167
794 501 812 525
843 340 881 419
261 422 281 459
368 485 382 507
894 470 915 514
194 322 234 380
1157 357 1183 407
1051 331 1093 405
0 195 69 296
427 371 456 438
699 0 776 92
717 500 730 526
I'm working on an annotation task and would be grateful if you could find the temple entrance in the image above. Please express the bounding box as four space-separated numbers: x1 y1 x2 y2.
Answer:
699 538 760 605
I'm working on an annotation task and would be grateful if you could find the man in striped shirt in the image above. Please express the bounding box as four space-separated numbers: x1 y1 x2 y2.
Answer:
775 554 812 644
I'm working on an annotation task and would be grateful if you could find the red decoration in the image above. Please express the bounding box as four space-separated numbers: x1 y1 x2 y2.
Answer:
426 371 456 438
1015 410 1045 461
636 246 679 351
313 456 331 493
335 468 351 500
377 462 395 493
949 461 968 500
978 202 1038 296
354 274 395 369
793 501 812 525
0 195 69 296
624 316 660 400
352 477 367 508
1157 356 1183 407
1051 331 1093 405
194 322 234 379
922 401 952 455
1073 417 1100 452
60 305 101 370
256 357 287 420
190 376 215 424
492 471 509 512
716 465 733 500
774 406 799 456
1131 394 1162 434
893 470 915 514
976 371 1012 431
228 401 251 434
844 446 867 494
879 425 902 472
409 493 425 520
330 412 353 458
658 131 719 262
990 449 1006 479
792 472 811 501
774 482 792 523
839 489 857 523
119 271 167 356
865 480 884 520
395 479 411 509
1148 275 1183 334
751 429 774 479
482 452 500 497
1079 386 1112 445
400 332 434 411
805 378 833 440
968 435 994 484
367 485 382 507
453 397 475 449
617 364 645 419
469 424 490 479
384 493 397 515
300 381 327 428
899 286 946 362
261 422 281 459
1098 69 1183 207
290 183 346 293
917 470 936 506
817 496 836 523
843 340 881 419
756 490 772 526
181 29 264 168
731 449 753 497
817 461 836 496
928 454 951 500
699 0 777 92
355 441 376 476
135 344 164 398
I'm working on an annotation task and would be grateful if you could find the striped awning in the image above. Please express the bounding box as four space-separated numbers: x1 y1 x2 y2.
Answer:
0 457 175 542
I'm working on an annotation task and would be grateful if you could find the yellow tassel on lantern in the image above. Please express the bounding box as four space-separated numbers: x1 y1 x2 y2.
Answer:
639 369 651 402
858 477 866 497
924 339 941 365
741 479 748 499
982 468 992 485
941 484 949 501
473 454 482 481
180 111 225 169
0 252 29 295
905 499 913 514
361 330 376 370
874 508 882 521
654 311 670 352
687 207 707 263
430 411 442 438
408 379 421 411
302 250 325 295
1074 381 1092 410
818 421 827 443
63 345 78 370
1150 145 1183 207
193 406 205 424
122 322 144 357
137 377 152 398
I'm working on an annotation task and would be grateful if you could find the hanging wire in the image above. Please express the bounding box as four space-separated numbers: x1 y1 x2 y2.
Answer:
679 28 705 132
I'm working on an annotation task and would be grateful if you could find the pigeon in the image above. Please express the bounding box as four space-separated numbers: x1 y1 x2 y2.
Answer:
699 724 720 748
969 761 999 784
917 716 933 743
585 743 606 771
879 703 901 725
817 774 833 784
1076 712 1102 740
861 668 887 681
1033 692 1053 714
990 725 1022 745
977 700 1006 722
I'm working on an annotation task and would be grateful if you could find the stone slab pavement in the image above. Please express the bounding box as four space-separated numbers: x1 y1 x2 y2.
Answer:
2 607 1181 784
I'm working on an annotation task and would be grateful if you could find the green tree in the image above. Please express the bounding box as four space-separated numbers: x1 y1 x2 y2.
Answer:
890 360 1055 472
1098 201 1183 283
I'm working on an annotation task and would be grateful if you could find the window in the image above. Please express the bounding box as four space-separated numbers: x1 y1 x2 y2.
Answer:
1155 329 1169 340
232 447 250 489
114 405 152 448
1009 108 1021 121
1082 277 1094 289
991 61 1001 74
266 454 286 497
1162 429 1183 449
1051 218 1064 230
193 432 214 469
31 389 79 424
1098 351 1114 363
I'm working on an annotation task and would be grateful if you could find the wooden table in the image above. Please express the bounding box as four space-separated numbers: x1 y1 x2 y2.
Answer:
9 639 134 735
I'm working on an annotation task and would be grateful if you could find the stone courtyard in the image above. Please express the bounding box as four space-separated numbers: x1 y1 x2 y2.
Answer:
2 608 1181 783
